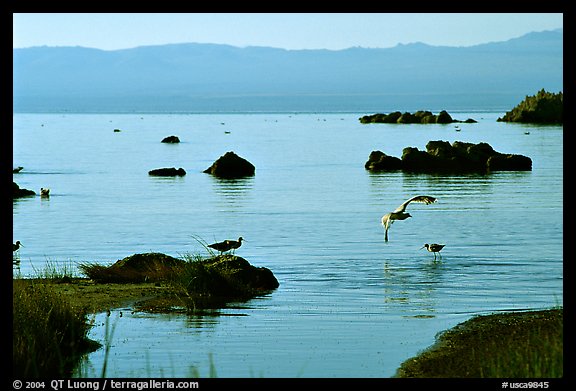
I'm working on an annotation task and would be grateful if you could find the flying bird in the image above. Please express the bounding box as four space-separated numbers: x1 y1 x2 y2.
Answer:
208 237 244 255
381 195 437 241
420 243 446 260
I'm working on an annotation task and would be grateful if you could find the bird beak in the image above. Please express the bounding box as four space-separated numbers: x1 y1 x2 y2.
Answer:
419 245 425 250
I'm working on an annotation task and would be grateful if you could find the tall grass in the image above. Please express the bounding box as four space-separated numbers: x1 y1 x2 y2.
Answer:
396 308 563 378
475 313 563 378
30 258 80 280
13 279 100 377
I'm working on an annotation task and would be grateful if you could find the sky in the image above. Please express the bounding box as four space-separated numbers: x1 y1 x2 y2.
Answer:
13 13 563 51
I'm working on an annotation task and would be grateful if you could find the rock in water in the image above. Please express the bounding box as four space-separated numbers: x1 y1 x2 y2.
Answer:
204 151 255 178
148 167 186 176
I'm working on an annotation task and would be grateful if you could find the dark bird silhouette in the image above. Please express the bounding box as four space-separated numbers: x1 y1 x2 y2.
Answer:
208 237 244 255
13 241 23 252
13 241 23 264
381 195 437 241
420 243 445 260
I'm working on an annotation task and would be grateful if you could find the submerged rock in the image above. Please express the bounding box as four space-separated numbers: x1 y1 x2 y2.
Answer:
204 151 255 178
148 167 186 176
365 141 532 173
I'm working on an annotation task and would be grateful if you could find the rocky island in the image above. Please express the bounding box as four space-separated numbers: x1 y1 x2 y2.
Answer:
365 140 532 173
497 89 563 124
359 110 477 124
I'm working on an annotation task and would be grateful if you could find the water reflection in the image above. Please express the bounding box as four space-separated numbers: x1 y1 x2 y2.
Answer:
184 312 221 331
209 176 254 208
381 258 446 318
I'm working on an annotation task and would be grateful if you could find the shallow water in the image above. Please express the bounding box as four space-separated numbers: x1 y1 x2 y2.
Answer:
13 111 563 377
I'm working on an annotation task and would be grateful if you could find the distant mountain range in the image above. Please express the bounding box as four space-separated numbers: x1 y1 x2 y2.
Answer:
13 29 563 112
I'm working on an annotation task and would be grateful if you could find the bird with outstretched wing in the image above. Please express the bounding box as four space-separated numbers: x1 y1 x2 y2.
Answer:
381 195 437 241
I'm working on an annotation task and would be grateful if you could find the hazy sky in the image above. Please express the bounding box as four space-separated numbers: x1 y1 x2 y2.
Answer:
13 13 563 51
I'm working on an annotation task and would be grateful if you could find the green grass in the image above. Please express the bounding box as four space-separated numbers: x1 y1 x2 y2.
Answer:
13 279 100 377
30 258 80 280
396 308 563 378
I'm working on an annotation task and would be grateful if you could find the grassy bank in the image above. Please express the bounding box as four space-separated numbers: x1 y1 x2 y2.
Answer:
13 251 279 377
396 308 563 378
13 279 100 377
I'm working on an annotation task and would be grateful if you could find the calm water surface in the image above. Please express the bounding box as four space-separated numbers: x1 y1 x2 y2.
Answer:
12 112 563 377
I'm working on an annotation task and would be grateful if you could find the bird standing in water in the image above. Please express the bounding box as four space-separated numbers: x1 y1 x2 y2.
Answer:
208 237 244 255
420 243 445 260
381 195 437 241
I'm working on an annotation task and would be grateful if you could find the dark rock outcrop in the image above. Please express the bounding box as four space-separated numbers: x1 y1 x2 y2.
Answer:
13 182 36 199
360 110 476 125
365 141 532 173
487 154 533 171
82 253 186 283
364 151 403 171
185 254 279 298
148 167 186 176
80 252 279 308
204 151 255 178
161 135 180 143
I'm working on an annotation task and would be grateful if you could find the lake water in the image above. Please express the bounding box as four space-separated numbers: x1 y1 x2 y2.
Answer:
12 110 563 377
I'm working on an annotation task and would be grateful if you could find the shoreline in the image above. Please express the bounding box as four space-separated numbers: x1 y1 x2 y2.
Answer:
14 277 563 378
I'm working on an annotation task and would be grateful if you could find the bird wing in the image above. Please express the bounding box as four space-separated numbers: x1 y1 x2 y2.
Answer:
208 241 225 249
394 195 437 212
381 213 391 228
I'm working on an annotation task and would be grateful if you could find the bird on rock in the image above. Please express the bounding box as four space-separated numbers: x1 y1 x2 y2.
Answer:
208 237 244 255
